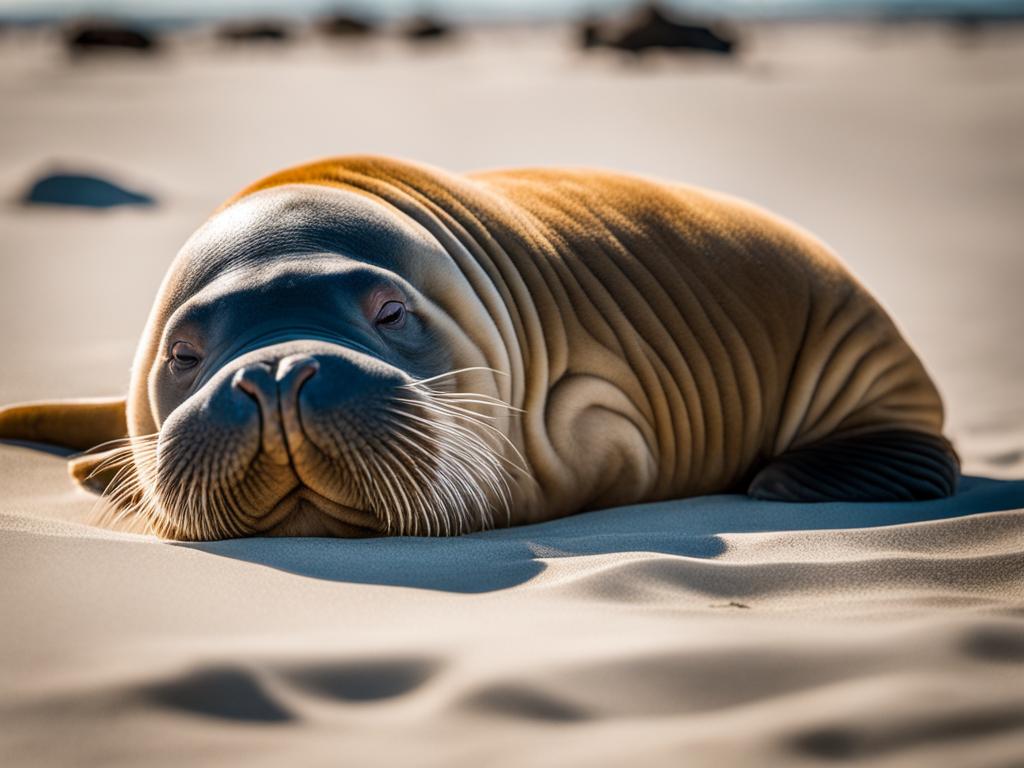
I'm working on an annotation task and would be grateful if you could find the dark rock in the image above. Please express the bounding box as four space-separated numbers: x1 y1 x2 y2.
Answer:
65 22 158 54
317 13 376 38
579 16 603 49
22 173 155 209
401 16 452 42
580 3 736 56
216 21 291 43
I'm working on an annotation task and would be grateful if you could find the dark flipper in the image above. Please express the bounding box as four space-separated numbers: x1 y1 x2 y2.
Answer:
748 430 959 502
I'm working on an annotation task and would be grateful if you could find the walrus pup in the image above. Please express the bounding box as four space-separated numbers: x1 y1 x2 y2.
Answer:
0 156 958 539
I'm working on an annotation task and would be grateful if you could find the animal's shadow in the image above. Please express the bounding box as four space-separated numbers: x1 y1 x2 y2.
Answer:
187 476 1024 593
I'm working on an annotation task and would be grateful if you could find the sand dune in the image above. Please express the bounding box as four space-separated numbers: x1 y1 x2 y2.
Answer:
1 21 1023 768
2 482 1023 767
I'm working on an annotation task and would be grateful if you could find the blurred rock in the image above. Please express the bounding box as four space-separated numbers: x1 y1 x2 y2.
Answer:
317 13 376 39
579 16 603 49
580 3 736 56
65 22 159 54
401 16 453 43
22 172 155 209
216 20 292 44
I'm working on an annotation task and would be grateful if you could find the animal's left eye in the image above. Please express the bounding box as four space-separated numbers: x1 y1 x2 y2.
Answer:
375 300 407 329
169 340 201 371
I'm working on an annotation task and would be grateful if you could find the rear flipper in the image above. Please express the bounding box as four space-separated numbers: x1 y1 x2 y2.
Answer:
748 429 959 502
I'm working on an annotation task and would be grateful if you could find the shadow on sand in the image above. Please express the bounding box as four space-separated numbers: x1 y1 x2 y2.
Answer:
186 476 1024 594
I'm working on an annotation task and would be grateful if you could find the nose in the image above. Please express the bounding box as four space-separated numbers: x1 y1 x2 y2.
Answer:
275 355 319 452
276 354 320 401
231 355 320 463
232 362 274 412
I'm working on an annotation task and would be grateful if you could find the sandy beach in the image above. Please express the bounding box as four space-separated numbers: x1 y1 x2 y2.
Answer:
1 20 1023 767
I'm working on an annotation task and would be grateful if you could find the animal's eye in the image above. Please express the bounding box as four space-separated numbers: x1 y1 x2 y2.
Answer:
169 340 200 371
375 300 407 329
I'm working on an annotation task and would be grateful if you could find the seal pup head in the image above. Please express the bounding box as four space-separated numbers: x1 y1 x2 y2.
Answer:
0 183 524 539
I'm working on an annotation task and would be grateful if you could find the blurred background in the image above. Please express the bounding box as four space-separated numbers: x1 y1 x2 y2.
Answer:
1 0 1022 473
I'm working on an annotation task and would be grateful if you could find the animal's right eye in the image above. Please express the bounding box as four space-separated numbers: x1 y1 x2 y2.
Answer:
169 341 201 371
374 300 407 330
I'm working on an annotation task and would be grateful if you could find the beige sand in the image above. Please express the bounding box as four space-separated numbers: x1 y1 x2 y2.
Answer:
1 22 1022 767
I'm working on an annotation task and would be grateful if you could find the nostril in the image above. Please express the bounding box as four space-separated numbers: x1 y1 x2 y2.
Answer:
232 365 276 408
276 356 318 450
232 367 258 397
230 363 289 465
276 355 320 393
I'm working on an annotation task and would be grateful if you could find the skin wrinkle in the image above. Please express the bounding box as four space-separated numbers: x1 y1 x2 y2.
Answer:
833 353 913 421
538 182 751 494
803 340 899 443
771 282 815 457
462 166 943 502
684 214 777 459
850 374 935 429
554 203 670 418
606 222 704 490
637 218 724 488
23 154 953 540
669 221 769 487
507 205 659 505
646 222 745 489
338 170 526 398
462 193 569 479
543 206 679 498
491 182 692 499
337 172 552 507
796 314 887 444
776 283 856 452
627 213 726 489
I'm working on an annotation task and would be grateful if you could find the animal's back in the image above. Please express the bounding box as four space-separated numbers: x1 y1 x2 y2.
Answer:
468 166 950 502
237 156 955 507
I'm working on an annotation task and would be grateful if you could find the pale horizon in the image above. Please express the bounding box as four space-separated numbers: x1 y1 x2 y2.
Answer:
2 0 1023 21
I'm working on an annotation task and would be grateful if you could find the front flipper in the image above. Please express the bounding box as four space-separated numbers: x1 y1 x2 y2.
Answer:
748 429 959 502
0 397 128 494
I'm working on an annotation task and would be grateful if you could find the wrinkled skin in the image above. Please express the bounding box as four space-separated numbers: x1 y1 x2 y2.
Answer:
0 156 958 540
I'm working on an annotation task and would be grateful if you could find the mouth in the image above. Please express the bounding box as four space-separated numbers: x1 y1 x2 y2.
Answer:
144 362 515 540
260 486 382 538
